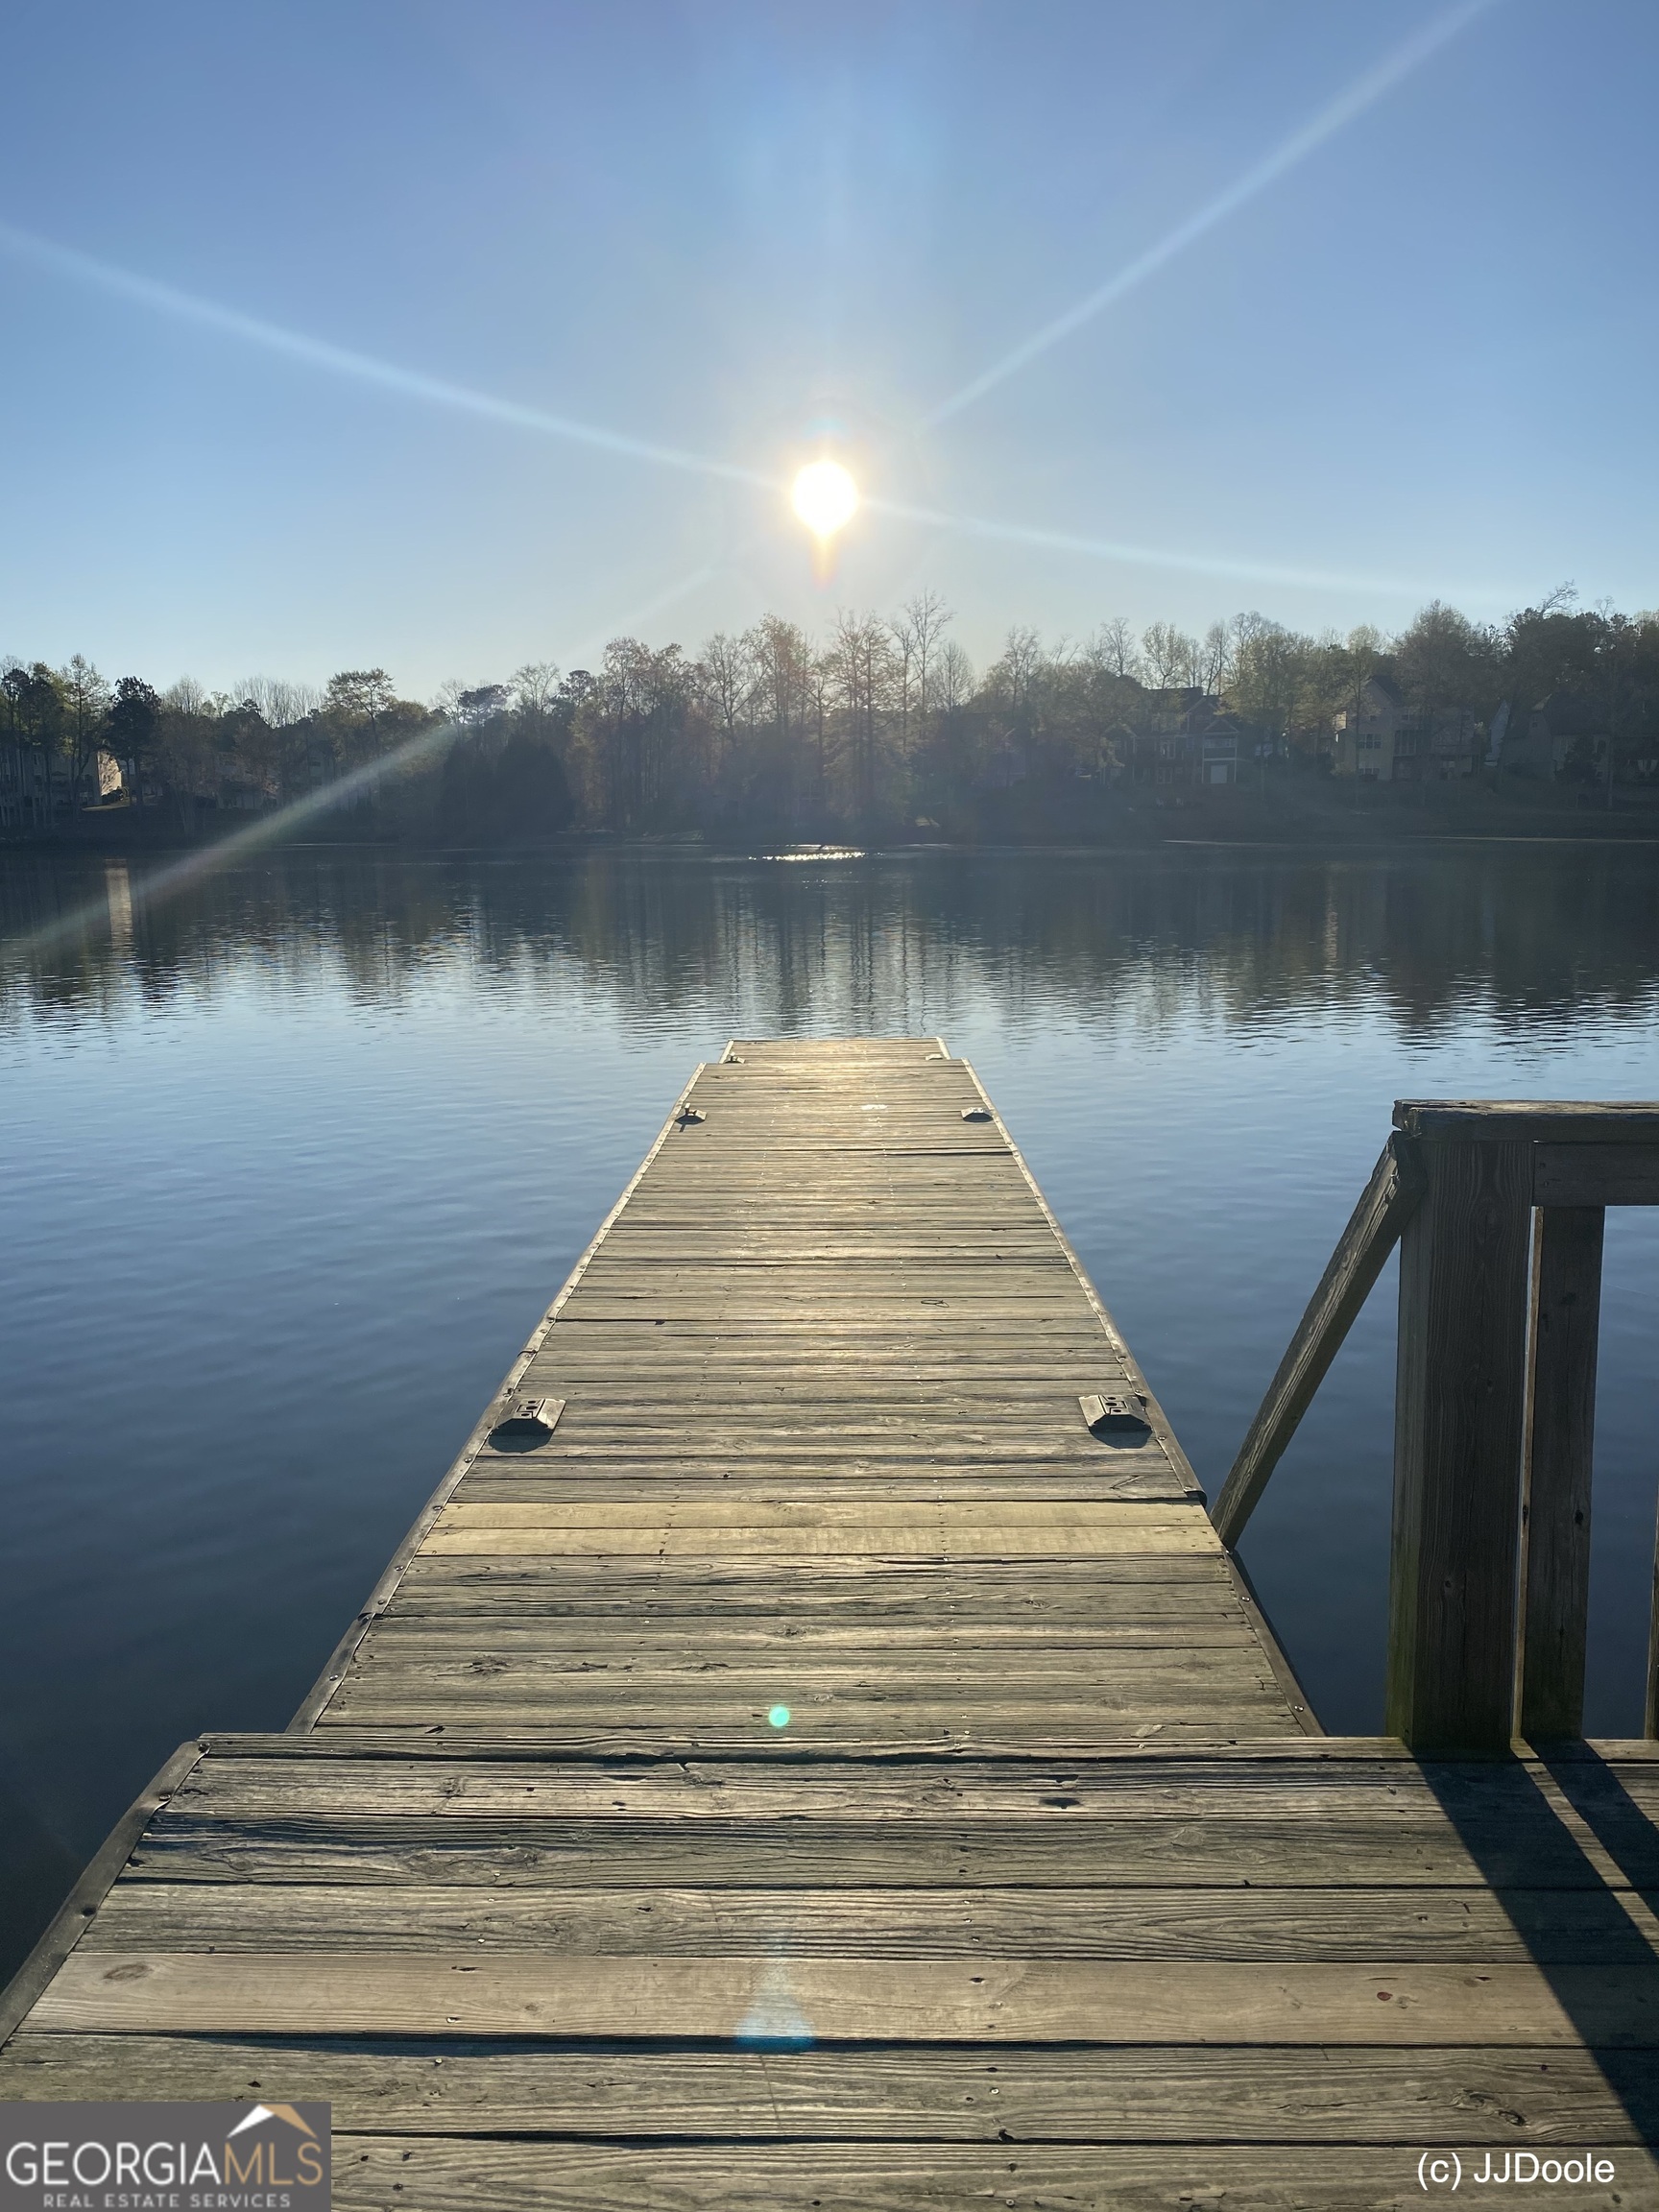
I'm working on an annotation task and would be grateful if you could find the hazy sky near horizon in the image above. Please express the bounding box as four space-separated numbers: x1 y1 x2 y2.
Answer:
1 0 1654 698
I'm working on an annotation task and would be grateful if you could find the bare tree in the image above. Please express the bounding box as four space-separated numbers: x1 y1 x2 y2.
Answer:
1092 616 1142 681
805 648 832 810
153 678 223 817
888 617 916 763
164 677 208 714
747 616 815 819
891 590 953 757
237 676 322 728
989 627 1046 717
1337 624 1386 728
510 662 562 719
575 638 695 829
830 611 893 821
936 639 974 713
700 632 754 768
1142 622 1199 691
60 656 111 808
1198 620 1235 698
750 616 812 736
1230 613 1308 742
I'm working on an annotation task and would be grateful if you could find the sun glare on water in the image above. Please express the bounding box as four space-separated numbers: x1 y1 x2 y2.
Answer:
791 460 859 539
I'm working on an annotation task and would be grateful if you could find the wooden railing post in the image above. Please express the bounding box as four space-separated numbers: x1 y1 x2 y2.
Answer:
1517 1205 1605 1741
1386 1134 1533 1753
1221 1101 1659 1743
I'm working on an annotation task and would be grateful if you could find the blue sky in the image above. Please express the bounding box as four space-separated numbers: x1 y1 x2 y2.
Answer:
0 0 1653 696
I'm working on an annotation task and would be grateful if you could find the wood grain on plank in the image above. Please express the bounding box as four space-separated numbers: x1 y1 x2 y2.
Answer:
314 2140 1659 2212
438 1497 1191 1522
1519 1205 1605 1741
163 1748 1659 1817
81 1881 1659 1964
8 2034 1653 2148
420 1526 1220 1557
333 1619 1262 1653
388 1555 1237 1600
129 1818 1645 1891
1388 1135 1534 1752
35 1952 1659 2044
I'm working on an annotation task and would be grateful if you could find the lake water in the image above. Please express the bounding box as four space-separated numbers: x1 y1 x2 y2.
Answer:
4 841 1659 1979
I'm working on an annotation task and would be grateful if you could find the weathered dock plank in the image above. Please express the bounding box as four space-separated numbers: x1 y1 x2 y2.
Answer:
286 1036 1254 1752
4 1040 1656 2207
31 1950 1659 2045
6 2035 1655 2148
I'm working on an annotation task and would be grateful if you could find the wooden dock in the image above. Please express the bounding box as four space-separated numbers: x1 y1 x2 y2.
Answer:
3 1040 1657 2207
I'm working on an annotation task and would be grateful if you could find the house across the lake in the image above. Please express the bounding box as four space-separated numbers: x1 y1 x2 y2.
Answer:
1331 673 1481 782
1122 691 1273 788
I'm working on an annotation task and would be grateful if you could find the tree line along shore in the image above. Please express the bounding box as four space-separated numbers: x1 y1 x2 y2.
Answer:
4 589 1657 848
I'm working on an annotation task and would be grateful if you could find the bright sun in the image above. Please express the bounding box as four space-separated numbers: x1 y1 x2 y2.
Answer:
791 460 859 538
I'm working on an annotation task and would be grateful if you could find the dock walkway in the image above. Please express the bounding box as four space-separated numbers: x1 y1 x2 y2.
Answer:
4 1041 1656 2208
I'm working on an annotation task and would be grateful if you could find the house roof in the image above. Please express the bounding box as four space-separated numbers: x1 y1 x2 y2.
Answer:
1532 688 1608 736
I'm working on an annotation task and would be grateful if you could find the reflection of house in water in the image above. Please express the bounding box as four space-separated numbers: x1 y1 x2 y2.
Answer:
1331 673 1481 782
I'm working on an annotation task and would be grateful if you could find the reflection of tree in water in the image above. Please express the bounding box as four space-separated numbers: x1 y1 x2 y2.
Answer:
3 847 1659 1042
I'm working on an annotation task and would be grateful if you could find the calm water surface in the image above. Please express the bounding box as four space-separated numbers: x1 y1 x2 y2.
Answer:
4 843 1659 1975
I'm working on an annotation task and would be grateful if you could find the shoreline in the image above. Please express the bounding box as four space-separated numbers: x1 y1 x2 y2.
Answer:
7 823 1659 863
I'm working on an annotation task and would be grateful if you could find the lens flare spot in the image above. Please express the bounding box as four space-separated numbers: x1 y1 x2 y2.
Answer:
791 461 858 539
768 1704 791 1729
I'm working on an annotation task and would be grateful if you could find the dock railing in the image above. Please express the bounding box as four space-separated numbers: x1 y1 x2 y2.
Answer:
1211 1100 1659 1754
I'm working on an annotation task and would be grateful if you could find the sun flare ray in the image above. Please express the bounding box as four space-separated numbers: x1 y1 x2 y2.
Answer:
0 218 776 493
864 493 1514 606
924 0 1502 427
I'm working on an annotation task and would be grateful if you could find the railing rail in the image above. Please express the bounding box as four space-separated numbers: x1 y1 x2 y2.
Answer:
1213 1098 1659 1753
1210 1134 1425 1549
